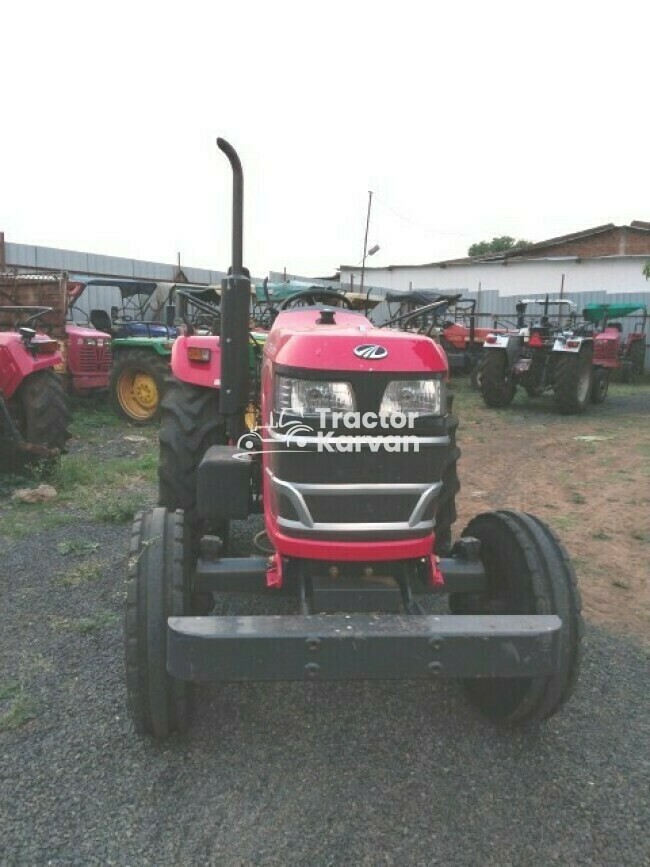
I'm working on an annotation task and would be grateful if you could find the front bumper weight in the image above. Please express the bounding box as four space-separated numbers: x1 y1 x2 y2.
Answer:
167 614 560 682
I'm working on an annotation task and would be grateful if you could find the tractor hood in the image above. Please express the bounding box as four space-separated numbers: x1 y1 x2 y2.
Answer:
264 309 448 374
66 323 111 341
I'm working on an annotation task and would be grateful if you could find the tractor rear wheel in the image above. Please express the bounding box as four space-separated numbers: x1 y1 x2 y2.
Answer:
458 510 582 726
590 367 609 404
553 345 593 414
125 508 191 738
435 411 460 556
4 370 70 472
622 340 645 383
479 350 516 408
158 379 229 582
469 359 482 391
110 350 169 424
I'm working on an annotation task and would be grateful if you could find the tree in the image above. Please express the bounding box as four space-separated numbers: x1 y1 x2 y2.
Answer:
468 236 534 257
643 261 650 280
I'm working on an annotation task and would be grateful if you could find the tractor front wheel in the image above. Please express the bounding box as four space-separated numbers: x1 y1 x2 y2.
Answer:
458 510 582 725
553 346 593 414
110 350 169 424
478 350 516 408
125 508 191 737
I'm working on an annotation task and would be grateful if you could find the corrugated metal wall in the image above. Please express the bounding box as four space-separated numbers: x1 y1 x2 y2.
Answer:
5 241 228 286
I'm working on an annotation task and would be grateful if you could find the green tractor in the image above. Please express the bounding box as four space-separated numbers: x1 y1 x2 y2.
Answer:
79 279 221 423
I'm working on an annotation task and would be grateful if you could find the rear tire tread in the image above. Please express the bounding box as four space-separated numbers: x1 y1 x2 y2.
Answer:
553 346 593 414
479 351 516 408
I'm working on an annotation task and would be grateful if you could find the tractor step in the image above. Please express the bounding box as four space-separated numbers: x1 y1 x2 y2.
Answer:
167 613 560 682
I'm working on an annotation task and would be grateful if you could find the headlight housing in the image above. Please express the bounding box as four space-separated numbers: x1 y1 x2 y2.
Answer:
380 379 443 416
275 376 355 415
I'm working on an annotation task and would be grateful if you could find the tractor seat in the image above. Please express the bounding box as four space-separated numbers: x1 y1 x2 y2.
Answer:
89 309 113 334
607 322 623 332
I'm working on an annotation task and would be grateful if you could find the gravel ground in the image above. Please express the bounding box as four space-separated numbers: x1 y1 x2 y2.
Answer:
2 518 649 866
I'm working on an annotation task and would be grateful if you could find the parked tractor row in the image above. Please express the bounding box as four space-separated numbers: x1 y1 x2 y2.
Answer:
478 296 647 413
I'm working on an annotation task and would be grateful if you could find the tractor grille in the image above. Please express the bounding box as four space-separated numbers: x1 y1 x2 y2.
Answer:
593 338 618 363
304 492 423 524
79 345 112 373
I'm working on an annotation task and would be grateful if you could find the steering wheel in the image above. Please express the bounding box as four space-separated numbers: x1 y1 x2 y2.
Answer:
22 307 52 326
277 289 353 311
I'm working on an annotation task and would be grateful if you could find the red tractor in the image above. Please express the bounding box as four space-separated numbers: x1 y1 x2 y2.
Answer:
382 291 502 385
585 303 647 385
125 140 582 738
1 273 112 397
0 305 70 470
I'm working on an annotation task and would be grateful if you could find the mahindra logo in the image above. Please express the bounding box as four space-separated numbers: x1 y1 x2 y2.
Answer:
354 344 388 360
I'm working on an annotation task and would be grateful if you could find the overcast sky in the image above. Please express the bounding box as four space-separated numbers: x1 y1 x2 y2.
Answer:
1 1 648 278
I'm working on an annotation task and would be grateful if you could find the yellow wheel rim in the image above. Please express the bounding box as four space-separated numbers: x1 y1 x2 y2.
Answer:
117 370 160 421
244 402 259 432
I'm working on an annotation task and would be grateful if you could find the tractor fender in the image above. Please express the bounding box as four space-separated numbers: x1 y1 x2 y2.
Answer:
484 333 520 365
170 334 222 389
553 336 592 353
0 335 64 401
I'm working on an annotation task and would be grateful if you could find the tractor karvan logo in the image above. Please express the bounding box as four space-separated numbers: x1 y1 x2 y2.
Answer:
353 344 388 360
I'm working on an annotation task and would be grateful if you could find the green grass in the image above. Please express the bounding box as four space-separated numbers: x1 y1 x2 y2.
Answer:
0 682 35 732
52 450 157 493
631 529 650 543
50 611 119 634
549 514 577 532
0 421 158 540
68 399 122 436
56 540 100 556
57 560 103 587
0 681 20 701
52 449 157 523
0 506 76 541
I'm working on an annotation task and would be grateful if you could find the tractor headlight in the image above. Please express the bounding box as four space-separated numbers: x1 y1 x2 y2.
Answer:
275 376 355 415
380 379 443 416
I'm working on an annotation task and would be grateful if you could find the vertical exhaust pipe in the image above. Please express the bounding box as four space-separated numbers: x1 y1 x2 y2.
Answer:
216 138 250 436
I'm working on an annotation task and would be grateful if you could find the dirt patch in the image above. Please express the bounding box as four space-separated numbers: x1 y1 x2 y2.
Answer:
453 380 650 642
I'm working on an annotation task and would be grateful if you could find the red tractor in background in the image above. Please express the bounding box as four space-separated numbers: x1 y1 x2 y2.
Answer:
0 304 70 470
0 273 112 397
585 303 647 384
382 291 500 385
125 139 582 739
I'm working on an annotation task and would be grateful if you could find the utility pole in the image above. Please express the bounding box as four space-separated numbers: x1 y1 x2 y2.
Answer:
360 191 373 295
